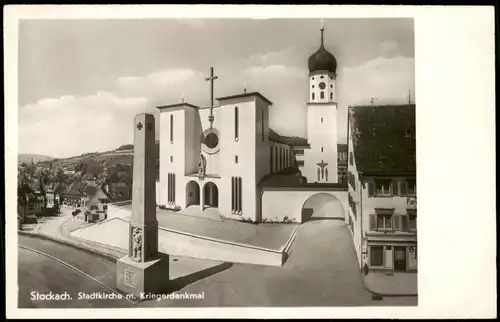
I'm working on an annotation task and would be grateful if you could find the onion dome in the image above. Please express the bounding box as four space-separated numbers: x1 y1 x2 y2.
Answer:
308 27 337 74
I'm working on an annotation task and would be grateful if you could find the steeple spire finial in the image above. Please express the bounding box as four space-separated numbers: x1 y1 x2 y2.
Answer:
320 18 325 47
320 26 324 47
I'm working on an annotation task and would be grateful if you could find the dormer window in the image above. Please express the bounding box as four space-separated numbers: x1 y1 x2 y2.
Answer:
368 179 393 197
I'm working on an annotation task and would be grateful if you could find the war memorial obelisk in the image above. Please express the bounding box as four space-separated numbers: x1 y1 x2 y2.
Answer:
117 113 169 296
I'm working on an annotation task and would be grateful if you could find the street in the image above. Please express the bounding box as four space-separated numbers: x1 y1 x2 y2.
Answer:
18 235 131 308
18 219 417 308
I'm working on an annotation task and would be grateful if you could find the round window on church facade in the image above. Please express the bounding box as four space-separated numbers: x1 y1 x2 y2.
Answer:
201 128 221 155
204 133 219 148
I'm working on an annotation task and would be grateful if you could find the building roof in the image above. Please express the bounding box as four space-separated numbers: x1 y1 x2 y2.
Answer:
43 182 61 193
216 92 273 106
28 178 44 193
156 102 199 110
269 128 309 146
63 181 88 196
349 104 416 175
18 184 38 203
84 182 99 198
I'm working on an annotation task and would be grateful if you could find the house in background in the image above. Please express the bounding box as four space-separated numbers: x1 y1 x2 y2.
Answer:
28 177 46 210
61 181 89 208
84 182 113 223
17 184 45 223
82 172 97 185
347 104 417 273
44 182 65 211
63 165 76 175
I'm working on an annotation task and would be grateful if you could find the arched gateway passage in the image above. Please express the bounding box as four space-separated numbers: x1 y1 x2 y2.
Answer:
301 193 345 222
186 180 200 207
203 182 219 208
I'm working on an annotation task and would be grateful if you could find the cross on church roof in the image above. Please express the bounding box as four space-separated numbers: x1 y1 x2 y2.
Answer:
205 67 218 128
205 67 218 108
137 122 143 130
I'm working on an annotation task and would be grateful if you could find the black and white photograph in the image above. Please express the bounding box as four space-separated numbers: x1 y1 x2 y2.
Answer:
4 5 496 319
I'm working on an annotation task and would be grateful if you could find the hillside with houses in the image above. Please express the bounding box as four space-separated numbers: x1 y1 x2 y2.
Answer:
17 142 159 227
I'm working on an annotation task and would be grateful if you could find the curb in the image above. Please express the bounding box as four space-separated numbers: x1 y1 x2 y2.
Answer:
360 274 418 298
18 231 122 262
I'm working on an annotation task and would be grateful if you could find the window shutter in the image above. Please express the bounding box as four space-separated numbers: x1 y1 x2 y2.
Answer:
399 180 407 196
390 180 396 197
393 215 401 230
368 181 375 197
369 214 376 231
401 215 409 231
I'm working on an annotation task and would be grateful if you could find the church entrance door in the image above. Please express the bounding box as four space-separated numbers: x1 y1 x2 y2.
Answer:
203 182 219 208
186 181 200 207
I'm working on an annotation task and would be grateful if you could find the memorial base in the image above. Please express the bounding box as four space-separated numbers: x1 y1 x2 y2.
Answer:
116 254 170 298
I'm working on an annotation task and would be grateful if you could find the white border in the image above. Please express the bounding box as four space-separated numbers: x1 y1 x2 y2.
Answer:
4 5 496 319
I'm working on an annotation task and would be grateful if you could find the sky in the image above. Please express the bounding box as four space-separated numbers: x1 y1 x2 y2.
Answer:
18 18 415 158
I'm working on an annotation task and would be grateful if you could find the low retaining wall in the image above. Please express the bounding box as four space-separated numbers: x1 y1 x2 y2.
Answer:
69 217 297 267
158 227 287 267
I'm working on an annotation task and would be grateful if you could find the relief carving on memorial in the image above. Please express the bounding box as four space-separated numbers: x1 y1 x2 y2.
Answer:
131 227 143 262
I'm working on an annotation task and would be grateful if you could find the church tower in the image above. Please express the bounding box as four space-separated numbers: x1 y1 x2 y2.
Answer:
303 27 338 183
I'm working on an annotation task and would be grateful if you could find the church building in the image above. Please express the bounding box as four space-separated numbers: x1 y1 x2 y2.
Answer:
156 27 345 222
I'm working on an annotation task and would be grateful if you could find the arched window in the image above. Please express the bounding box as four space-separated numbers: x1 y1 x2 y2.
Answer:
320 91 324 99
312 93 315 100
234 106 239 141
325 168 329 181
317 168 320 181
170 115 174 143
330 92 333 100
321 117 323 123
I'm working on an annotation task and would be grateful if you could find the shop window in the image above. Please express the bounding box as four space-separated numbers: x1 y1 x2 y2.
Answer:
370 246 383 266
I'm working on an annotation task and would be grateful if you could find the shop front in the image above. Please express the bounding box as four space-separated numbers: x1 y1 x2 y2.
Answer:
365 233 417 272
